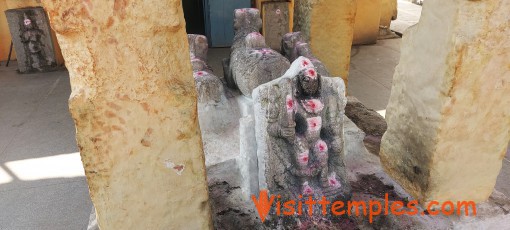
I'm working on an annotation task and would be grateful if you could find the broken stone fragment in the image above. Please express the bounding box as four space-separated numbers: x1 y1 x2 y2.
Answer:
345 96 387 155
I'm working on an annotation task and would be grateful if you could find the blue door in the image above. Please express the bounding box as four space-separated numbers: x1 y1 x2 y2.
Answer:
203 0 251 47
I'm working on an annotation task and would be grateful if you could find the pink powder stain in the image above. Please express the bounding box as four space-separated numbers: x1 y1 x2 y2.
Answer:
248 32 262 37
315 140 328 152
328 173 341 188
261 49 273 55
308 69 316 77
195 71 204 77
302 99 324 113
286 95 294 111
304 67 317 79
298 151 309 165
24 19 31 26
300 58 315 69
302 182 314 196
306 117 322 132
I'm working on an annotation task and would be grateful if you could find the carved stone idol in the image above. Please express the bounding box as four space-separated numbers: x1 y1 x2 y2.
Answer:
281 32 330 77
5 7 57 73
223 8 290 97
253 56 352 205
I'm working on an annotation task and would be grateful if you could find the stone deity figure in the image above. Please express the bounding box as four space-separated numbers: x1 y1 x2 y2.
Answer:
254 57 351 205
20 13 52 71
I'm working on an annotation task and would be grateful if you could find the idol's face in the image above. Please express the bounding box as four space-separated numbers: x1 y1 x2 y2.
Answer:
298 68 320 97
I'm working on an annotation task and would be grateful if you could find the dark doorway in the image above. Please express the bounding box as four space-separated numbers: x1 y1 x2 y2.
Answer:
182 0 206 35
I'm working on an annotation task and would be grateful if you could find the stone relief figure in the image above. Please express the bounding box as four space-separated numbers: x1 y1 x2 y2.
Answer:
223 8 290 97
254 57 351 225
281 32 330 77
20 13 53 71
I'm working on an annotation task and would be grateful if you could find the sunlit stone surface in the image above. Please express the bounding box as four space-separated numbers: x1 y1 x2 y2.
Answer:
380 0 510 204
42 1 212 229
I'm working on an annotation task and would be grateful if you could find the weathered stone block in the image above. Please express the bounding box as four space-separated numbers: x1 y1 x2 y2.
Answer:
42 0 212 229
380 0 510 205
5 7 57 73
293 0 356 83
262 2 289 52
345 96 387 155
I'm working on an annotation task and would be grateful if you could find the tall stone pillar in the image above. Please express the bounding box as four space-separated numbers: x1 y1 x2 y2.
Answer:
42 1 212 229
380 0 510 204
293 0 356 83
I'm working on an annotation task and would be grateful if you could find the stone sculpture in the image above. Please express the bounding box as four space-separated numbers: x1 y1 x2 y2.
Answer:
223 8 290 97
187 34 236 133
281 31 330 77
188 34 224 104
253 56 352 207
5 7 57 73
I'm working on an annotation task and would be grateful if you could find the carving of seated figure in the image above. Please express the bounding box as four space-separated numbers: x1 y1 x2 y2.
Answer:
259 56 351 203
